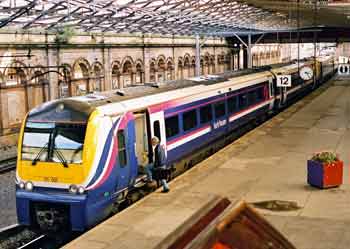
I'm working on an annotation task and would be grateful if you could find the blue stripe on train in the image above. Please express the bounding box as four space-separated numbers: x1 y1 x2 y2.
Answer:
87 118 120 188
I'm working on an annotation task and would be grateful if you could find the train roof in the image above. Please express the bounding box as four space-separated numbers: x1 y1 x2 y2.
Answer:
28 61 309 121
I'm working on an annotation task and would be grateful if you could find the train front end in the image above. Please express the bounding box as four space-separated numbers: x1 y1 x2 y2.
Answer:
15 99 100 231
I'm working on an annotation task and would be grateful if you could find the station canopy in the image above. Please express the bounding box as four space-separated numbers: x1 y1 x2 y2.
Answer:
0 0 350 36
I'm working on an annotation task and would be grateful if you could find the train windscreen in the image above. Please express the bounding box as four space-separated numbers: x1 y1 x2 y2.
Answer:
22 122 86 165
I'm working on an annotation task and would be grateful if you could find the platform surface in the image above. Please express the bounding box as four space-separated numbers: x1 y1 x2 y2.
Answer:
64 76 350 249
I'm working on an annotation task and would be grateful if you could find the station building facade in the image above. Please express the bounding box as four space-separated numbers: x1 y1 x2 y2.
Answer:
0 31 287 146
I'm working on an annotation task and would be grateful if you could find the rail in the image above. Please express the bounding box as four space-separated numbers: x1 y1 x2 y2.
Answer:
0 157 17 174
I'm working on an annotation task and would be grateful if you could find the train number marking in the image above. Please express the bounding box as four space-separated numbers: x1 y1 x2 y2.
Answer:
43 177 59 182
276 75 291 87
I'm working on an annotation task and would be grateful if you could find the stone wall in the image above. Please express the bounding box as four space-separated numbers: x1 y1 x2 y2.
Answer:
0 31 285 147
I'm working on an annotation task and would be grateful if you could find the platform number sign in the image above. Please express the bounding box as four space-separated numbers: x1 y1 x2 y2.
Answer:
276 75 291 87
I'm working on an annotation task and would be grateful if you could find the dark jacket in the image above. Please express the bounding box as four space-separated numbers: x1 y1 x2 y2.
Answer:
154 144 167 168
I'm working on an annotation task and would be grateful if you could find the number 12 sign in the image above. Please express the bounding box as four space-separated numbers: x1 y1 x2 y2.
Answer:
276 75 291 87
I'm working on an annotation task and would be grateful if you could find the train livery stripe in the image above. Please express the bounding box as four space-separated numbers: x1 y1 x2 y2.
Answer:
228 99 272 123
167 125 211 151
86 112 133 190
86 118 121 190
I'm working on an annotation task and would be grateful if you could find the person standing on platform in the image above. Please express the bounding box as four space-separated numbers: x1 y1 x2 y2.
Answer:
145 136 170 193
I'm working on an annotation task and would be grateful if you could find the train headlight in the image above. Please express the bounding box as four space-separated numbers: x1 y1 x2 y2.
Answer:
78 186 85 194
25 181 34 191
18 182 25 189
69 184 78 194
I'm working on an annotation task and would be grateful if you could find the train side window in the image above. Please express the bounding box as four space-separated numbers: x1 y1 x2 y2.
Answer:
248 90 257 106
200 105 212 124
239 93 248 109
183 109 197 131
117 130 127 167
227 96 237 114
257 87 264 101
214 101 226 119
165 115 179 138
153 121 161 141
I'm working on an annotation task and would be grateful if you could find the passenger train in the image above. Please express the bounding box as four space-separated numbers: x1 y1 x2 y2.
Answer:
16 57 336 231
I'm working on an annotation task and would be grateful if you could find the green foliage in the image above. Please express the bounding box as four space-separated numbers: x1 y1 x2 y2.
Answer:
55 26 75 44
311 151 339 164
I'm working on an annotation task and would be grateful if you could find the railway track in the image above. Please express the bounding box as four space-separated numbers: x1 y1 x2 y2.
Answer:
0 224 80 249
0 157 17 174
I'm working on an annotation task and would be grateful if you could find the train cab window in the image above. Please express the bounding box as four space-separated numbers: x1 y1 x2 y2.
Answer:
165 115 179 138
183 110 197 131
200 105 213 124
153 121 161 141
117 130 127 167
214 101 226 119
239 93 248 109
227 96 237 114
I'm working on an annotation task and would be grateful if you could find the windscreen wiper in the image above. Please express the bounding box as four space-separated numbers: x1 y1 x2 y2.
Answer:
32 142 49 166
53 148 69 168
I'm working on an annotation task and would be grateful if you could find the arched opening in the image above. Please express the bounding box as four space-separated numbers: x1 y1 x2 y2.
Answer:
217 54 225 73
210 56 216 74
73 59 90 96
2 62 29 130
6 67 27 86
135 62 144 84
58 64 72 98
190 58 196 77
92 63 104 92
183 57 190 79
157 58 166 82
111 62 121 89
166 59 174 80
204 55 210 75
150 61 156 82
122 60 133 87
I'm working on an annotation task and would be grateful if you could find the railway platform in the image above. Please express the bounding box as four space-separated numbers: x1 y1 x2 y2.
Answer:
63 76 350 249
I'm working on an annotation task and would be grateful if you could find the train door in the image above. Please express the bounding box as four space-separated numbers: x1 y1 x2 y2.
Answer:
116 116 137 190
148 111 167 154
133 111 150 170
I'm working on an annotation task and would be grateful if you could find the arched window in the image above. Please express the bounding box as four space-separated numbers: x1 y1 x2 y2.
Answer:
135 63 143 84
73 59 90 96
6 68 26 86
157 58 166 82
166 59 174 80
184 57 190 79
92 63 103 92
122 60 133 87
58 65 72 98
190 58 196 77
111 63 121 89
150 61 156 82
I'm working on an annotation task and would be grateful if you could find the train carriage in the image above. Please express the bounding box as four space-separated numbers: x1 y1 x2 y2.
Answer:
15 58 336 231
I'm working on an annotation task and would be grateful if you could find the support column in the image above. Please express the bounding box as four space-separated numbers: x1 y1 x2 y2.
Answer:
47 46 59 100
102 46 112 91
247 34 252 69
243 48 248 69
144 46 151 83
195 34 201 77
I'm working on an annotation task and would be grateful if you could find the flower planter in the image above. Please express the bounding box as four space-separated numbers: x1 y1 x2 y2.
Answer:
307 160 343 189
